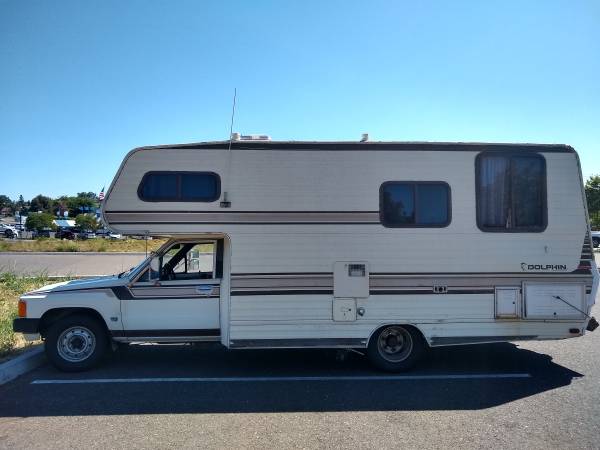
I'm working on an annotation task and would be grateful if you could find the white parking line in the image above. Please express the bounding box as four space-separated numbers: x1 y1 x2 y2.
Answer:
31 373 531 384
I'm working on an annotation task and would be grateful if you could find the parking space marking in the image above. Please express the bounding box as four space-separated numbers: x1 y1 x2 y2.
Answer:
31 373 531 384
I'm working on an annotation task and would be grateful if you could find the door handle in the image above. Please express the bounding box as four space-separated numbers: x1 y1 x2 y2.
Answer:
196 285 214 296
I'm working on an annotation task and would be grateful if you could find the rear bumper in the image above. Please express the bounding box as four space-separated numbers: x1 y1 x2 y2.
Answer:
13 318 40 333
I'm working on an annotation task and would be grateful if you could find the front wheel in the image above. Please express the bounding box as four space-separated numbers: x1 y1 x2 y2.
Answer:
44 314 108 372
367 325 426 372
593 237 599 249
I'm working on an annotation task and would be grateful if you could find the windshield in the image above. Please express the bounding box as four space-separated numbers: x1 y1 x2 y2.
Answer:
118 254 152 279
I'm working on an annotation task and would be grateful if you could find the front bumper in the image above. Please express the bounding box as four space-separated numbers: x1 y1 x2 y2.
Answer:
13 318 40 333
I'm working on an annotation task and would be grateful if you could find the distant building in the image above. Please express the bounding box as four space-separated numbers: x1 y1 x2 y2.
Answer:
53 219 76 229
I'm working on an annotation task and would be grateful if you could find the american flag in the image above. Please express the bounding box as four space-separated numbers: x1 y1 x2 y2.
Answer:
99 187 105 201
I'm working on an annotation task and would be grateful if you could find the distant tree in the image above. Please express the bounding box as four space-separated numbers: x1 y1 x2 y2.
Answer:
29 194 54 213
67 195 98 216
0 195 13 214
53 195 70 217
77 192 98 201
15 194 28 217
585 175 600 229
75 214 100 231
25 212 56 232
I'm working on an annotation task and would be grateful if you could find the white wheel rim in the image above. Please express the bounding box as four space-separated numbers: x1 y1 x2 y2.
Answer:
56 326 96 363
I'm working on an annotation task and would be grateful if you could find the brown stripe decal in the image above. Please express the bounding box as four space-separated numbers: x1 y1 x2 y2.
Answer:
105 211 380 225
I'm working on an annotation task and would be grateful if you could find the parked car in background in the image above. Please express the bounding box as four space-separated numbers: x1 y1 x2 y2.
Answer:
96 228 110 237
77 230 97 240
0 224 19 238
32 228 52 238
55 229 76 240
108 233 123 240
592 231 600 248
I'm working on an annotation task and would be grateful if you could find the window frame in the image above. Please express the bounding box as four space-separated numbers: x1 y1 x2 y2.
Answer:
159 241 217 280
137 171 221 203
379 181 452 228
475 151 547 233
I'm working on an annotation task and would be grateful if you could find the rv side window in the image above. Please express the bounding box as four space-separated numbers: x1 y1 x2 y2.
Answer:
476 153 546 232
380 182 450 228
138 171 220 202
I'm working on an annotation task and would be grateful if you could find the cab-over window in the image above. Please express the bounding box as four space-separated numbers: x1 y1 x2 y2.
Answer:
138 171 220 202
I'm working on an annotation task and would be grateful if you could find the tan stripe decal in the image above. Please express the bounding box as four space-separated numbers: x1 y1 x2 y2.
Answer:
105 211 380 224
231 275 592 290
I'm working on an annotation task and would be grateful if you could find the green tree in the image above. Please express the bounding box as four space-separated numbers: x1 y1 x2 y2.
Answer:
29 194 54 213
53 195 70 217
67 195 98 217
15 194 28 218
585 175 600 229
77 192 98 201
25 213 56 232
0 195 13 214
75 214 100 231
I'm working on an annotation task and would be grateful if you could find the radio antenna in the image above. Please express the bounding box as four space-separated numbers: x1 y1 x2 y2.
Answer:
221 88 236 208
228 88 237 153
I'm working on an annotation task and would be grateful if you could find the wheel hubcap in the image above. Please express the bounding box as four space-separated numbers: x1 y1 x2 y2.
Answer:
57 326 96 363
377 326 413 362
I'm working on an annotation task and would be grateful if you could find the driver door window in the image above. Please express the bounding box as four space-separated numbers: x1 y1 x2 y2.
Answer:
161 242 215 281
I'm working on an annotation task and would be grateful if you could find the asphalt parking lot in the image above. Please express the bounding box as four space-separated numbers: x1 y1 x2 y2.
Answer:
1 308 599 450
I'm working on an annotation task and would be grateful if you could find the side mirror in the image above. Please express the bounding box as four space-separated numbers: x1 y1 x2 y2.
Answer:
149 256 160 273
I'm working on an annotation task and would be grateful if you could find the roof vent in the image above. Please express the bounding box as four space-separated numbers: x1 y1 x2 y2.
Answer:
360 133 369 142
240 135 271 141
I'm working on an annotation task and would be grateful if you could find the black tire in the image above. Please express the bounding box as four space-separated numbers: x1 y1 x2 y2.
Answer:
593 237 599 249
367 325 426 372
44 314 108 372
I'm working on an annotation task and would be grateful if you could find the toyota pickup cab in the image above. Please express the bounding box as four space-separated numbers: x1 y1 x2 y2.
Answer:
13 237 222 371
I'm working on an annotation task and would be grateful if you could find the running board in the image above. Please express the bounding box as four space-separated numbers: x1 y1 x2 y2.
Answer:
430 335 538 346
229 338 367 349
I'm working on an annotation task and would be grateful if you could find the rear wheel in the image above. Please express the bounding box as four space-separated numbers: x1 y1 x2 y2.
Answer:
44 314 108 372
593 237 599 248
367 325 425 372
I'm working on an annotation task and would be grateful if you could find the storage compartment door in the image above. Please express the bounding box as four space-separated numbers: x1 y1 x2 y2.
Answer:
495 287 520 318
333 261 369 299
524 283 586 319
333 298 357 322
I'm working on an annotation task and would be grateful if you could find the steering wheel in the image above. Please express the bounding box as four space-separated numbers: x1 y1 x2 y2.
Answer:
163 265 176 281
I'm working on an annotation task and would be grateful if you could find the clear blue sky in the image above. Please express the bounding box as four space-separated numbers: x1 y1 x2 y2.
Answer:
1 0 599 200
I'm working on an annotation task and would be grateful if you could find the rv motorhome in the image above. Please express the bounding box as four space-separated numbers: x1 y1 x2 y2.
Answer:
13 139 599 372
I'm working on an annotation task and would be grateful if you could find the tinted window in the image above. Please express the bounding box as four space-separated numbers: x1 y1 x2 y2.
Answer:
140 173 178 201
138 172 220 202
476 153 546 231
180 173 219 201
380 182 450 227
381 184 415 225
417 184 449 225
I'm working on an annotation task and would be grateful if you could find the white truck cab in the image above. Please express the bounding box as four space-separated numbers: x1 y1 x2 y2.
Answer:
14 237 225 371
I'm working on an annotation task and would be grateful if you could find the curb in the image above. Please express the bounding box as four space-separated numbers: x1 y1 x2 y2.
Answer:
0 346 46 385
